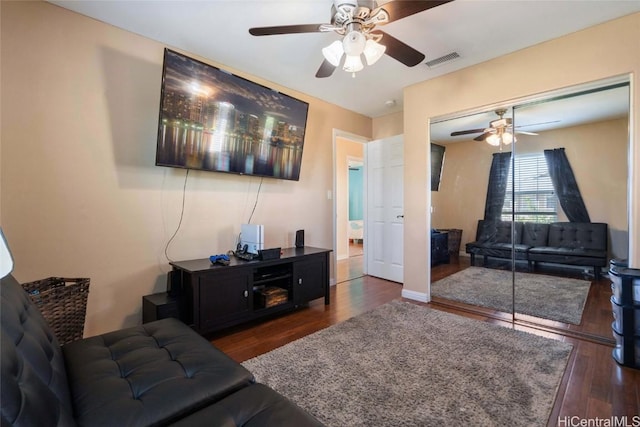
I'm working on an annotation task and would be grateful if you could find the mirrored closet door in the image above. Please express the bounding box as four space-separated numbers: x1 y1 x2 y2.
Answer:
511 82 630 340
429 107 516 323
429 78 630 342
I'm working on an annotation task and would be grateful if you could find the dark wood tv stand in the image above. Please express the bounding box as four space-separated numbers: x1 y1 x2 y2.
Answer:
168 246 331 335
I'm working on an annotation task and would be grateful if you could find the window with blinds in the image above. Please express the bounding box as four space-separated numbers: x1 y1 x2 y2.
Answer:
501 153 557 223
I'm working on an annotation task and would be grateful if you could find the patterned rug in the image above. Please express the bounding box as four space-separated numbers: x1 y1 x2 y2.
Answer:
431 266 591 324
243 301 572 426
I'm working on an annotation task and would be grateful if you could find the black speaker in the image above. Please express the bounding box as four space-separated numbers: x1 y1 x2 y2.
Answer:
295 229 304 248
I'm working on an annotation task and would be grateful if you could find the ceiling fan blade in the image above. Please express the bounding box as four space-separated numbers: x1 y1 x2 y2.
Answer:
474 132 493 141
374 30 424 67
450 128 487 137
315 59 336 78
379 0 454 24
249 24 325 36
515 131 538 136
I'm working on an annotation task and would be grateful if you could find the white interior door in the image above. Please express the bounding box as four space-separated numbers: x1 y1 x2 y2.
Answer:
365 134 404 283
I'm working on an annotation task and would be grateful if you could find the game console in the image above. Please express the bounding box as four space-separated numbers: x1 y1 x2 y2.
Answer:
240 224 264 255
209 254 230 266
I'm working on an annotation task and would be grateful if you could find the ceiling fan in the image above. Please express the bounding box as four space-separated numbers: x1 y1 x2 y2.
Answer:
249 0 453 78
450 109 541 146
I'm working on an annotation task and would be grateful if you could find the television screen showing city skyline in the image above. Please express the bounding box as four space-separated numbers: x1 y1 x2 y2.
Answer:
156 48 309 181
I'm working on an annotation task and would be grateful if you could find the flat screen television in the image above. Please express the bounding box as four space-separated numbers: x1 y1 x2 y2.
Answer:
430 143 446 191
155 49 309 181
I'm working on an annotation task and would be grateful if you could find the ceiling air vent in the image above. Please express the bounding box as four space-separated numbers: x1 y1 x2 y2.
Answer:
425 52 460 69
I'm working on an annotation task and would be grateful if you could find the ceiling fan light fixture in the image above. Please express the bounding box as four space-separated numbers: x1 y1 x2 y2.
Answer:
502 132 514 145
342 30 366 56
486 134 501 146
322 40 344 66
249 0 452 79
363 39 386 65
343 54 364 73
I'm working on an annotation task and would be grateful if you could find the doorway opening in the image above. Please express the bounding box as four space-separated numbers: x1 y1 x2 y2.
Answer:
334 131 368 284
348 159 364 259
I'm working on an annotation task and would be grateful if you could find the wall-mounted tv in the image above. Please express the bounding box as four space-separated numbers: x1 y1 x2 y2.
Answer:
155 49 309 181
431 143 446 191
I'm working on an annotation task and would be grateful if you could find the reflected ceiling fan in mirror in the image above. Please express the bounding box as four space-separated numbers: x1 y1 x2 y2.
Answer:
249 0 453 78
450 109 544 146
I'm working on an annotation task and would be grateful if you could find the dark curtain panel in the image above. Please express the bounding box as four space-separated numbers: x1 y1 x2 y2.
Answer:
483 152 512 221
544 148 591 222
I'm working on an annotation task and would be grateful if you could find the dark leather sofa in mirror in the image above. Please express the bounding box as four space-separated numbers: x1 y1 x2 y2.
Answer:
466 220 608 280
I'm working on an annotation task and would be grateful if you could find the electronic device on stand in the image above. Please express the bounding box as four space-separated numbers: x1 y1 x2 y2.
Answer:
240 224 264 254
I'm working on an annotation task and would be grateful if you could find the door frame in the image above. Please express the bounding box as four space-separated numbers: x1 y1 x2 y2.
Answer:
332 129 370 284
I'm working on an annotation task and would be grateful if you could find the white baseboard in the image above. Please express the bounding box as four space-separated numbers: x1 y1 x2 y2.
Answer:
401 288 430 302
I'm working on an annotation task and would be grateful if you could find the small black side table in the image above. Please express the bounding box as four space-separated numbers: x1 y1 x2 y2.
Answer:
143 292 180 323
431 231 450 266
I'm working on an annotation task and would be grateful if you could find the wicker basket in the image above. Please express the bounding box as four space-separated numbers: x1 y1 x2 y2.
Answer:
22 277 90 345
440 229 462 254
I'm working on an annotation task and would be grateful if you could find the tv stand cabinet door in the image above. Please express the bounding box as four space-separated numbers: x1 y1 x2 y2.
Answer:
294 254 328 305
197 268 251 334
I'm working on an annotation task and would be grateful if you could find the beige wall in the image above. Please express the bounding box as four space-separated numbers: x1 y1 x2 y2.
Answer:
431 139 494 251
404 13 640 300
373 111 404 139
433 118 629 260
335 137 364 260
0 1 372 335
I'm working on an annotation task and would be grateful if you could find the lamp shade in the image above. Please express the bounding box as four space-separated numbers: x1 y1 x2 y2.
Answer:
363 39 386 65
322 40 344 67
342 31 366 56
343 55 364 73
502 132 514 145
0 228 14 279
486 134 501 146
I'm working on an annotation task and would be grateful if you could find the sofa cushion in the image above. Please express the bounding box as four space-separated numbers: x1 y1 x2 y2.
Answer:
1 274 76 427
62 318 255 427
466 242 530 260
528 246 608 266
547 222 607 251
169 383 324 427
522 223 550 246
476 220 523 244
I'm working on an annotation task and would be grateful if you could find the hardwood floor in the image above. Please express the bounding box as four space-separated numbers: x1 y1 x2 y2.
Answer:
336 241 364 284
210 256 640 425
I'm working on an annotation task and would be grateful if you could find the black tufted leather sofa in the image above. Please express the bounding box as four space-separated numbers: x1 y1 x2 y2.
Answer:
465 220 608 280
1 272 323 427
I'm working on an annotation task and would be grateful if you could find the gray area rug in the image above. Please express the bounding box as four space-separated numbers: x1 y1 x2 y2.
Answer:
243 301 572 426
431 267 591 324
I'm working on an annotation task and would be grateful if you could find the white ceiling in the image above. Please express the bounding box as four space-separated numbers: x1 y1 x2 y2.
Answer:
48 0 640 119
